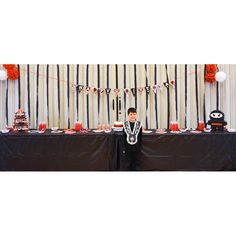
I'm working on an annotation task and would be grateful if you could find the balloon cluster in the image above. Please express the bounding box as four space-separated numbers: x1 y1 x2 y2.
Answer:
0 64 19 81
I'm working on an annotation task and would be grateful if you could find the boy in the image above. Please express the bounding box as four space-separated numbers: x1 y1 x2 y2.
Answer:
123 107 142 171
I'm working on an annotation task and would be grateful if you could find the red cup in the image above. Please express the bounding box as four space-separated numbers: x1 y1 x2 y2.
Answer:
75 121 82 131
198 121 205 131
175 122 179 131
170 122 179 131
39 122 46 131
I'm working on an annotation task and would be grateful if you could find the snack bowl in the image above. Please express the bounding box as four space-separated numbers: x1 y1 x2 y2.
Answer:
228 128 236 133
180 128 187 132
1 129 10 133
142 130 153 134
51 127 59 131
204 128 211 133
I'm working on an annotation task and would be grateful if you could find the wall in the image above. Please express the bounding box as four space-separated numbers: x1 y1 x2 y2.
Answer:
0 64 235 129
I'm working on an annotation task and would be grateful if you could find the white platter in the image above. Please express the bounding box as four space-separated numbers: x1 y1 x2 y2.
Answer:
142 130 153 134
228 129 236 132
92 129 104 133
1 129 10 133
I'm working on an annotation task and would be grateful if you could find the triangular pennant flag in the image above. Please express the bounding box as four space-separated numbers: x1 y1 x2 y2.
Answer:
105 88 111 94
98 88 105 94
158 84 163 91
124 88 130 94
170 80 175 88
92 87 98 93
85 86 91 92
145 86 151 94
114 88 120 97
152 85 158 94
78 85 84 93
131 88 136 96
138 87 144 95
163 82 169 88
124 88 130 97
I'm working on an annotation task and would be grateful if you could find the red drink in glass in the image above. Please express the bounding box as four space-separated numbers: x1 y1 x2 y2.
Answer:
198 121 205 131
75 121 82 131
39 122 46 131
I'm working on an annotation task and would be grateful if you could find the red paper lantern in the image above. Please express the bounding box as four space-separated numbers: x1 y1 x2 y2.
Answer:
205 64 218 83
7 67 19 80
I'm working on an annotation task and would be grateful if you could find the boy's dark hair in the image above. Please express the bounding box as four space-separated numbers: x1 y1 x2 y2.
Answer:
127 107 137 115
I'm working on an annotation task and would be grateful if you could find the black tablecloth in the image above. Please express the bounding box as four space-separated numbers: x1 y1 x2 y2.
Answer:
1 130 236 171
116 131 236 171
0 131 117 171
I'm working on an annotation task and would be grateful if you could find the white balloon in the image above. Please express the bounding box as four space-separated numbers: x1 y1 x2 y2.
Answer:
215 71 227 82
0 69 7 81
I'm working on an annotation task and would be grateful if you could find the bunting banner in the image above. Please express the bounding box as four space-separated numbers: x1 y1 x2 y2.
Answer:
105 88 111 95
131 88 136 97
145 86 151 94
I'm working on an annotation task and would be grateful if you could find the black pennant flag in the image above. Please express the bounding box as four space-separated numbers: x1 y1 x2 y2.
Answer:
131 88 136 96
105 88 111 94
78 85 84 93
163 82 169 88
145 86 150 94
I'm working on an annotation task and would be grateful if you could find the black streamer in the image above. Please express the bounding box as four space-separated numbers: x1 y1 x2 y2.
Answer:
17 64 21 109
185 64 188 127
86 64 89 128
144 64 149 129
36 64 39 127
46 64 49 126
165 64 170 128
106 64 110 124
154 64 158 129
97 64 100 122
67 64 70 128
27 64 30 124
57 65 61 126
124 64 127 121
195 64 199 124
5 77 8 126
76 64 79 121
115 64 119 121
134 64 137 109
175 64 178 121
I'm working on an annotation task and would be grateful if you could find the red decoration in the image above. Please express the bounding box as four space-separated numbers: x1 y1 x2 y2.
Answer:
205 64 217 83
3 64 15 70
2 64 19 80
7 67 19 80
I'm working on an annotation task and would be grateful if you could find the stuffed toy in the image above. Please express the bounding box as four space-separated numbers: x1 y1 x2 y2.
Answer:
207 110 227 131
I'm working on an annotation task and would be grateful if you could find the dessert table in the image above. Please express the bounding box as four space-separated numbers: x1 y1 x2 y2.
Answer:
116 131 236 171
0 130 117 171
1 129 236 171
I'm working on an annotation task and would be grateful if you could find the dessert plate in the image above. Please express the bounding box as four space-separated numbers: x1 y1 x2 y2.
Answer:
142 130 152 134
156 129 167 134
1 129 10 133
92 129 104 133
190 130 202 134
228 129 236 132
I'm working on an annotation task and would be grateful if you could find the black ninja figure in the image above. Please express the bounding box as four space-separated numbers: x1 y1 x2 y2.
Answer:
207 110 227 131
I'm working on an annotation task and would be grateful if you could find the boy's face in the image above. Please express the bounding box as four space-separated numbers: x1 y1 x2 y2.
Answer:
128 112 137 123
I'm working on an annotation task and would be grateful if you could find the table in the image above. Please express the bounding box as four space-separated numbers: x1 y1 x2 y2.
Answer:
0 131 117 171
1 130 236 171
116 131 236 171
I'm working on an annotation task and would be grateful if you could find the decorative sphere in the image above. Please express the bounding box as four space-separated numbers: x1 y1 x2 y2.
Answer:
215 71 227 82
0 69 7 81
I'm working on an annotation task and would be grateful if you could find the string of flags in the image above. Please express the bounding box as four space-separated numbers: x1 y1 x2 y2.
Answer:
72 80 175 96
